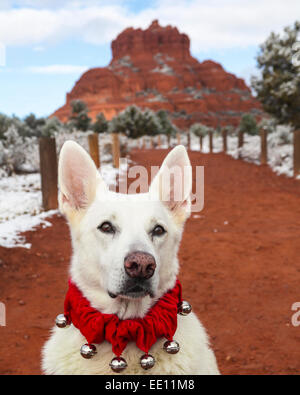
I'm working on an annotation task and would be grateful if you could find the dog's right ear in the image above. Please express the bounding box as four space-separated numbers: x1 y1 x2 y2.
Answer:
58 141 106 214
149 145 192 223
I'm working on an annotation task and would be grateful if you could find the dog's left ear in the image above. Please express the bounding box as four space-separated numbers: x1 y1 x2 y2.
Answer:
150 145 192 221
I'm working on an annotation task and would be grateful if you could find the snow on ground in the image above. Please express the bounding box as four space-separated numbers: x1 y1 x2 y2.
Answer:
0 163 126 249
0 173 55 249
0 129 297 248
189 130 295 178
148 131 295 179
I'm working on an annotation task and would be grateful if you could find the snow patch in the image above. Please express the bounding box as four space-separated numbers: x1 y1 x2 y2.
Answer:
190 126 296 178
151 64 174 75
0 173 55 248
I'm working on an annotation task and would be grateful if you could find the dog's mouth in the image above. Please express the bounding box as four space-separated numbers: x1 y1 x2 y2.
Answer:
123 284 154 299
108 282 154 300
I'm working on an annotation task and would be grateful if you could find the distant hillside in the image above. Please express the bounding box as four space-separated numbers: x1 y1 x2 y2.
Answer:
53 20 262 128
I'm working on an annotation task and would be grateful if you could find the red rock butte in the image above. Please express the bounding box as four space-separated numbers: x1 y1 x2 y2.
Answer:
53 20 262 129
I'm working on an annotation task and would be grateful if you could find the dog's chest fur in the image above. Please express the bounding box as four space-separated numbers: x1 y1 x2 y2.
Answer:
42 313 219 375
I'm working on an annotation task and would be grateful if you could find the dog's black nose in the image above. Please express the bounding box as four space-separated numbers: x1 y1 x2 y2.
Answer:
124 251 156 280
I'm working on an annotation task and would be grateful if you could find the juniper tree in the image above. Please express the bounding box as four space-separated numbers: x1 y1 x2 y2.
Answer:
252 21 300 128
110 105 159 139
190 123 209 150
40 117 62 137
69 99 91 131
190 123 209 137
110 105 141 138
156 110 177 145
140 108 160 136
93 112 108 134
24 113 46 133
239 114 258 135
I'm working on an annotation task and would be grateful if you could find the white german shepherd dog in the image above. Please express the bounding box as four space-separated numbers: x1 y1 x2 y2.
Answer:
42 141 219 375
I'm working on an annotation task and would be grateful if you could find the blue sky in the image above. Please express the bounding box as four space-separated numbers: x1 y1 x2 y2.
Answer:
0 0 299 118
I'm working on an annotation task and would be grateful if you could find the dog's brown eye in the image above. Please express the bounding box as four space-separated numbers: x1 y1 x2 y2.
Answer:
98 221 115 234
152 225 166 237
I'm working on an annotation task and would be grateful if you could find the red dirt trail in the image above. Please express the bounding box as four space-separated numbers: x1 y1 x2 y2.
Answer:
0 149 300 375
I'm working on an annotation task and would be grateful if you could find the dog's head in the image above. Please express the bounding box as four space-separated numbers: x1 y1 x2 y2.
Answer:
58 141 192 318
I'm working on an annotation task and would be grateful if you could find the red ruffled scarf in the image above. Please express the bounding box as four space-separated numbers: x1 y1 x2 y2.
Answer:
64 279 182 357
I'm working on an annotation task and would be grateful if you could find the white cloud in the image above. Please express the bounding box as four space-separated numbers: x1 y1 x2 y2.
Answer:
33 45 45 52
27 64 89 74
0 0 121 10
0 42 5 66
0 0 299 52
137 0 300 53
0 6 129 46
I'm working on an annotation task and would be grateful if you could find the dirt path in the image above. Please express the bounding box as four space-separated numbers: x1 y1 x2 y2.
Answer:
0 149 300 375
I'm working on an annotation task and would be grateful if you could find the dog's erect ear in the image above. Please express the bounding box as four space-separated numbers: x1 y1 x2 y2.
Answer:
58 141 104 213
150 145 192 220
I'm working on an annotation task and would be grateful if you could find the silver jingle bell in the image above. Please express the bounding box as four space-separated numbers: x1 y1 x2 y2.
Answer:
110 356 128 373
163 340 180 354
55 314 71 328
178 300 192 316
80 343 97 359
140 354 155 370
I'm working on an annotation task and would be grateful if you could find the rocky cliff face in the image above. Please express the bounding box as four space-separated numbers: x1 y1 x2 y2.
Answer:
53 20 262 128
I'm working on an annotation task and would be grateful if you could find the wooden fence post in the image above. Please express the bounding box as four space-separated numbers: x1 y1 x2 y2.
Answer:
294 130 300 178
260 128 268 165
222 129 228 153
157 135 161 148
39 137 58 211
177 132 181 145
123 138 128 155
238 130 244 158
167 134 171 148
112 133 120 168
88 133 100 168
209 131 213 153
187 132 191 150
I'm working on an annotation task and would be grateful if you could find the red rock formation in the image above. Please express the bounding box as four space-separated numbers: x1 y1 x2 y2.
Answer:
53 20 262 128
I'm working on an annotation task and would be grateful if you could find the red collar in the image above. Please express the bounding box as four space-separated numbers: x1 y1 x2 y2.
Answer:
64 279 182 357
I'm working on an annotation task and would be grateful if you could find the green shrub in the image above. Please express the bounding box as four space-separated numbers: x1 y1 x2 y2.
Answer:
239 114 258 135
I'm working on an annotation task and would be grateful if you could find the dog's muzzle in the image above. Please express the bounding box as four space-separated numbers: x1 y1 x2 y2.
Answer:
122 251 156 298
108 251 156 299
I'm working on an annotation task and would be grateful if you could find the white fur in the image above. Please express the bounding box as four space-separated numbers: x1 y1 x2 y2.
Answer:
42 142 220 375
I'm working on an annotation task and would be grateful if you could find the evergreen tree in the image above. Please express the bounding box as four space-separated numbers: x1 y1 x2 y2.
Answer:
156 110 177 140
24 113 46 131
252 21 300 128
141 108 160 136
93 112 108 134
190 123 209 137
40 117 62 137
239 114 258 135
69 99 91 131
110 105 158 139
